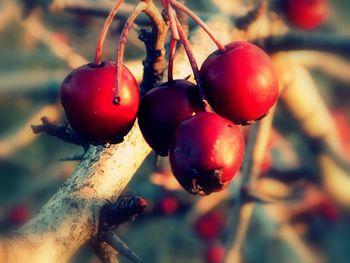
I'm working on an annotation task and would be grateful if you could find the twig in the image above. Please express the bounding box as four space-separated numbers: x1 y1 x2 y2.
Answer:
290 51 350 83
236 0 269 30
31 117 89 149
224 109 276 263
0 1 20 32
49 0 212 26
262 31 350 56
278 223 318 263
20 13 88 69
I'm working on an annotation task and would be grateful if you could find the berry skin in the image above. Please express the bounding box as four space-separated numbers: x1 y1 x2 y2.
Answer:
60 61 139 144
138 80 203 156
169 112 245 195
194 210 225 240
286 0 328 30
200 41 279 125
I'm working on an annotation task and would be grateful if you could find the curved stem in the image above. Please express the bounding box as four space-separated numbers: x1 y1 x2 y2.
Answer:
170 0 226 51
175 16 207 103
168 38 177 82
114 2 148 104
166 0 180 40
95 0 124 65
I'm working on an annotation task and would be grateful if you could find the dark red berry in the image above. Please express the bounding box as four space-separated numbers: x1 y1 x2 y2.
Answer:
200 41 279 125
60 61 139 144
169 112 245 195
286 0 328 30
8 204 30 226
138 80 203 156
205 243 225 263
194 210 225 240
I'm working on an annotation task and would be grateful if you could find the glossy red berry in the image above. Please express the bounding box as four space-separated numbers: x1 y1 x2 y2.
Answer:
286 0 328 30
138 80 203 156
200 41 279 125
194 210 225 240
60 61 139 144
169 112 245 195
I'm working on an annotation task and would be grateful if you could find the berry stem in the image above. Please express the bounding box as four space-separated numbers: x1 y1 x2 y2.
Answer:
166 0 180 40
114 1 148 104
95 0 124 65
175 16 208 105
170 0 226 51
168 38 177 82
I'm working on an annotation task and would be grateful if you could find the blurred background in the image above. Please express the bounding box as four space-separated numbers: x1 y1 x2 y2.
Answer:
0 0 350 262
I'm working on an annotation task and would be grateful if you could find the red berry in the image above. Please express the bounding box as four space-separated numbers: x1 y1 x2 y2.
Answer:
158 196 180 215
60 61 139 144
200 42 279 125
194 211 225 240
138 80 203 156
169 112 245 195
8 204 30 226
286 0 328 30
205 243 225 263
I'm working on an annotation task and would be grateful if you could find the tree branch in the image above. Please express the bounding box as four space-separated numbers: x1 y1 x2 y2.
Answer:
0 122 151 263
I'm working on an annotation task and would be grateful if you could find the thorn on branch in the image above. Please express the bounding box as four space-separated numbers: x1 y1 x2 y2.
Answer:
31 116 89 150
99 196 147 232
103 232 143 263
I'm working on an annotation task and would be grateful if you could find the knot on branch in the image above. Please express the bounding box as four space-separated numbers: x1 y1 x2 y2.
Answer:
99 196 147 232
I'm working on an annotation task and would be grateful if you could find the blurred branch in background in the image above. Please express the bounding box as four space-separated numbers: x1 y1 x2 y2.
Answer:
0 104 60 159
225 108 276 263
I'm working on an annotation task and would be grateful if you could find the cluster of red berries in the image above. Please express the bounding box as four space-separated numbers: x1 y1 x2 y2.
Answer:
59 1 279 195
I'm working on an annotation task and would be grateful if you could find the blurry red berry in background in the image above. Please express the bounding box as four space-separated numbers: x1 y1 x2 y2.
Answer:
290 187 339 223
261 151 273 173
52 32 69 44
318 197 339 222
194 210 225 240
286 0 328 30
8 204 30 226
158 196 180 215
332 108 350 154
205 243 225 263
